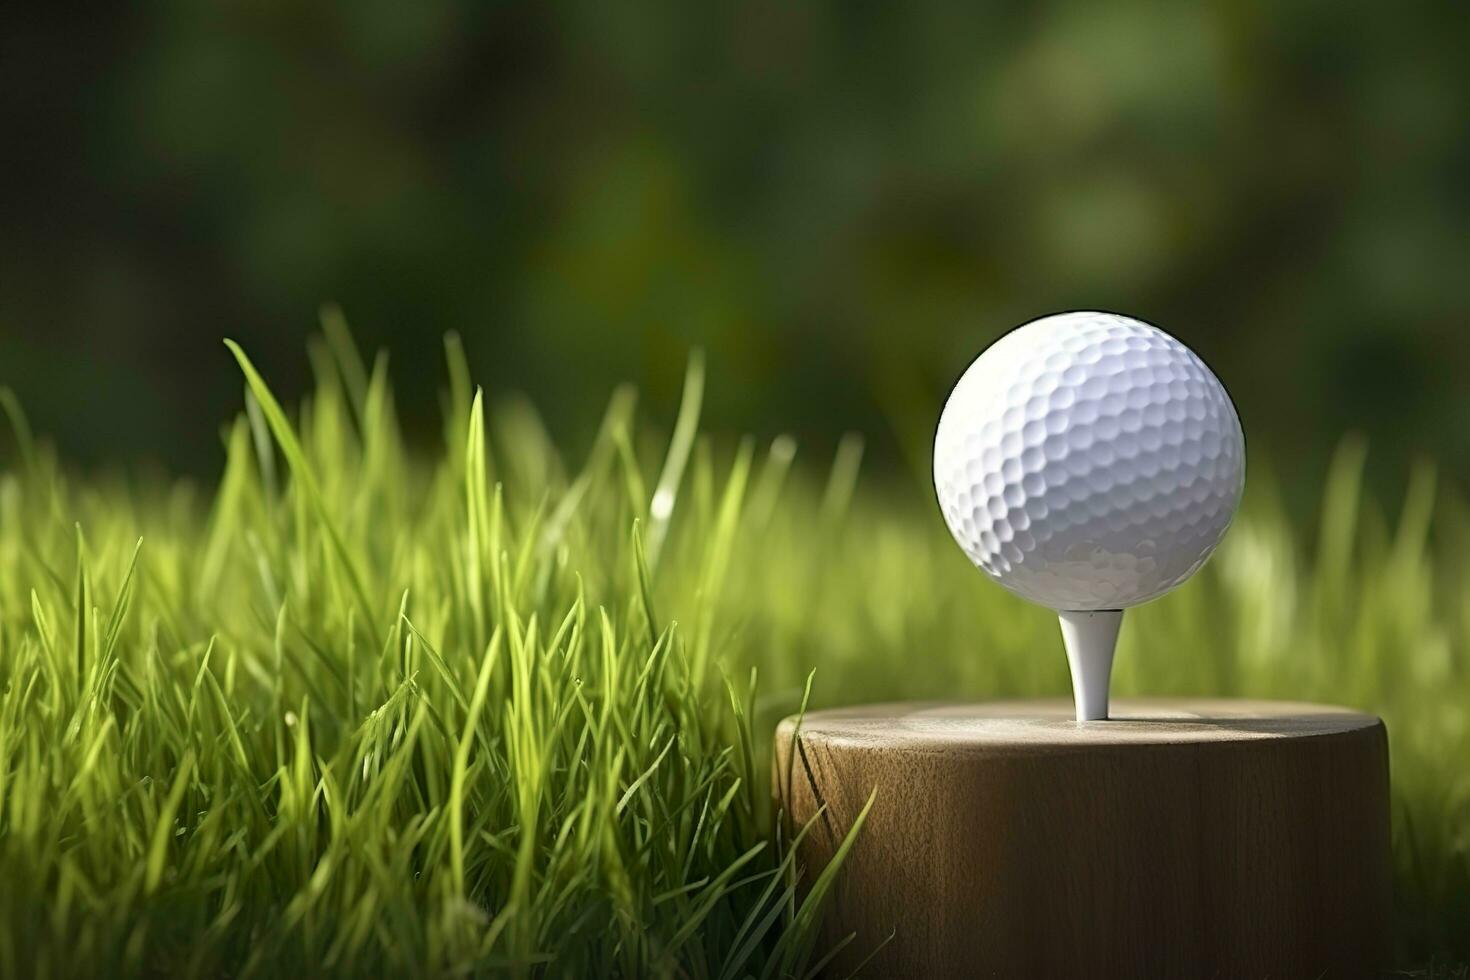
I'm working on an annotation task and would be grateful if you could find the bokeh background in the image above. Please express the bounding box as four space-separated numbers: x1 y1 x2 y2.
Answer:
3 2 1468 506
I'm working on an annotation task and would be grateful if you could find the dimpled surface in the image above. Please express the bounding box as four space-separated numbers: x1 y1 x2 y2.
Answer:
934 312 1244 610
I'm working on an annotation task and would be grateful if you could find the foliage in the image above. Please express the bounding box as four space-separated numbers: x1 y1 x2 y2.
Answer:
0 335 1466 976
8 3 1470 491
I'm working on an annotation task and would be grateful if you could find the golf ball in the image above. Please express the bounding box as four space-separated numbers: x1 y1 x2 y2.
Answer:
934 312 1245 610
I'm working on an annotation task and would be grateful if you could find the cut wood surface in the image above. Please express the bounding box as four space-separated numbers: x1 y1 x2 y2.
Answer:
774 699 1391 980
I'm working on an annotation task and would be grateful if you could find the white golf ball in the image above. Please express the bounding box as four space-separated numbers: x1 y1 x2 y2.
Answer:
934 311 1245 611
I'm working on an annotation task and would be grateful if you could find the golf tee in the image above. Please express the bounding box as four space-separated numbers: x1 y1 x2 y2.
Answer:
1058 609 1123 721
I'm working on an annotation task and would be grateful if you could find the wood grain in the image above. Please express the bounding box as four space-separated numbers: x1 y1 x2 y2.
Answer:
773 699 1391 979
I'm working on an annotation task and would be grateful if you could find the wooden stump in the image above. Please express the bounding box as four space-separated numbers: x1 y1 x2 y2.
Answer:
773 699 1391 979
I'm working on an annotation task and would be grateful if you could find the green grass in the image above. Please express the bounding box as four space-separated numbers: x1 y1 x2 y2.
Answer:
0 330 1467 977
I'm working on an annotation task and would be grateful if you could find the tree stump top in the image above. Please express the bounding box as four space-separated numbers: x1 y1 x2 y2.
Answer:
780 697 1379 753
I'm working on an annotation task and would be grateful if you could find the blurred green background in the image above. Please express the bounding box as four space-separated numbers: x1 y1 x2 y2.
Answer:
3 1 1468 502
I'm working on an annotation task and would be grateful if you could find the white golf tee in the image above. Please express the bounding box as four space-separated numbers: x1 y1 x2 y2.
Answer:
1058 609 1123 721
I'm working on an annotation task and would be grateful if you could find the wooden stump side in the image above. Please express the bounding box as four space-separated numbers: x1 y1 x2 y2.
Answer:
773 699 1391 980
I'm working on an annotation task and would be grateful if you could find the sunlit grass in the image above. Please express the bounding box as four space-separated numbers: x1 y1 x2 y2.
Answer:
0 328 1466 976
